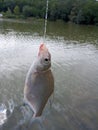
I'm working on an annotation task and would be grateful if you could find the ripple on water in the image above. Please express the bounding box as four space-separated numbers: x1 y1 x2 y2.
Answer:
0 23 98 130
0 104 7 126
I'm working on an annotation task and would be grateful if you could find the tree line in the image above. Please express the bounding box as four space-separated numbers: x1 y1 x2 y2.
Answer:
0 0 98 25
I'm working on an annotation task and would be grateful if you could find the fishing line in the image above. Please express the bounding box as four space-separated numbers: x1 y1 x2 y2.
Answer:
43 0 49 43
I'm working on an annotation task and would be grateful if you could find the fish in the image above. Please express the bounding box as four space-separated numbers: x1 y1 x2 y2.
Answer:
24 43 54 117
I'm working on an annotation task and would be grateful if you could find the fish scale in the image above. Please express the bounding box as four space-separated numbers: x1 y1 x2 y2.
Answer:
24 44 54 117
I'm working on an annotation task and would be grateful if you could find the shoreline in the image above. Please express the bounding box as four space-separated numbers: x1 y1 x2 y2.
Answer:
0 17 98 27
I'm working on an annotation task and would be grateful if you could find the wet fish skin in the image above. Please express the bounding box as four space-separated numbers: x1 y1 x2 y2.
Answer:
24 44 54 117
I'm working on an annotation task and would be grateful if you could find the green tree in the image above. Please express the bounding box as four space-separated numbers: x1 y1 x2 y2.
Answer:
0 0 3 12
4 0 15 12
93 1 98 25
0 0 98 25
31 7 39 17
4 7 15 18
6 7 12 15
82 0 96 24
76 9 85 24
23 5 33 17
49 0 59 21
14 5 20 15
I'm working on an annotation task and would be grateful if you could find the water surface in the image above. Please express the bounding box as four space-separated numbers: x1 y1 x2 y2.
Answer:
0 19 98 130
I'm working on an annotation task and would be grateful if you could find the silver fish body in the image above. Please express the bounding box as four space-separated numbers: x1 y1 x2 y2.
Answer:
24 44 54 117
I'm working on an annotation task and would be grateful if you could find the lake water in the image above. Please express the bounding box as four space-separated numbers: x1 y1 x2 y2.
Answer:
0 19 98 130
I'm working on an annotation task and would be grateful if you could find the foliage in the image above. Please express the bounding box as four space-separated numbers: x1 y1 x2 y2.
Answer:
23 5 33 17
14 5 20 15
0 0 98 25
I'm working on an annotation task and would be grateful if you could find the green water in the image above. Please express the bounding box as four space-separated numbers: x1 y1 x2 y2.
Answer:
0 18 98 130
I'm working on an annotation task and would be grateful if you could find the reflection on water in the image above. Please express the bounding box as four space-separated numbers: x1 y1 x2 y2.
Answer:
0 19 98 130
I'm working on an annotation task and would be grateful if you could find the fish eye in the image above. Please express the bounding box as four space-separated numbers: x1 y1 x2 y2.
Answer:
44 58 49 61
